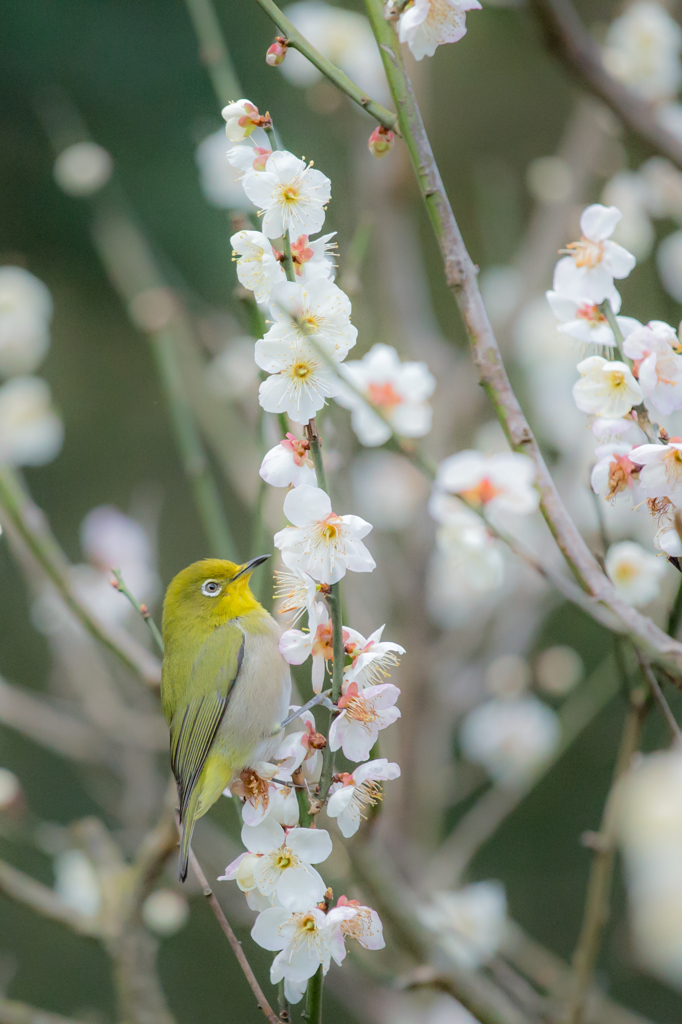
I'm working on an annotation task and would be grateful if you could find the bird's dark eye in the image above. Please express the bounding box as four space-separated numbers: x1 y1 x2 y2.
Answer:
201 579 222 597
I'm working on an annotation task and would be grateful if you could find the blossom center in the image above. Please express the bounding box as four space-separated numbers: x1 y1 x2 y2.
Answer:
344 696 377 725
276 851 293 870
576 302 606 325
301 914 317 933
291 360 314 380
366 381 402 409
460 477 500 506
565 236 605 268
607 454 636 500
275 182 301 206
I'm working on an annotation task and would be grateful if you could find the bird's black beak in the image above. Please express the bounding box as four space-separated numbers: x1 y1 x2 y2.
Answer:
231 553 271 582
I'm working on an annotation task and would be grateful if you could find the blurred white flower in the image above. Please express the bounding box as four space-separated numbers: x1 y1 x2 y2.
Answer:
281 2 388 101
195 130 256 210
242 151 331 240
605 540 666 605
53 142 113 197
535 645 584 696
433 450 538 516
397 0 482 61
546 290 639 348
221 99 264 142
231 230 285 303
655 523 682 558
629 440 682 504
54 850 101 917
478 265 521 330
622 320 682 414
336 343 435 446
0 767 21 810
206 339 260 400
327 759 400 837
0 267 52 378
591 416 647 446
485 654 530 699
80 505 160 607
274 484 375 584
656 229 682 303
639 157 682 221
142 890 189 937
260 433 317 488
0 376 63 466
601 171 654 259
526 155 574 204
260 279 357 360
603 1 682 102
351 450 428 530
573 356 642 418
554 204 636 305
419 881 507 969
460 696 560 786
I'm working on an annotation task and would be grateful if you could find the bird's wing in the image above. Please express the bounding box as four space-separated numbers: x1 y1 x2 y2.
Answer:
167 622 245 821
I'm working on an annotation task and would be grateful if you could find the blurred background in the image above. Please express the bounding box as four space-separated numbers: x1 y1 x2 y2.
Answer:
3 0 682 1021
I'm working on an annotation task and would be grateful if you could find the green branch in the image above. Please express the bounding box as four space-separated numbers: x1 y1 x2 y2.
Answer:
184 0 242 106
111 569 165 655
253 0 398 132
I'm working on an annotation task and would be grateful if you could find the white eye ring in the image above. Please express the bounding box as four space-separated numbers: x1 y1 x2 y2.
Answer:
201 579 222 597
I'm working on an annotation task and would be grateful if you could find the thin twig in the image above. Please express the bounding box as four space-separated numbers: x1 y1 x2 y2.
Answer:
185 843 280 1024
0 858 102 938
0 467 161 688
111 569 165 655
253 0 398 132
528 0 682 173
0 998 88 1024
637 657 682 743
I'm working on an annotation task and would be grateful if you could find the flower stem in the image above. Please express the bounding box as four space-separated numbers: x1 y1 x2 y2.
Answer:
252 0 398 132
281 232 296 283
183 0 242 107
600 298 624 355
110 569 165 655
304 965 324 1023
305 418 328 492
317 584 343 805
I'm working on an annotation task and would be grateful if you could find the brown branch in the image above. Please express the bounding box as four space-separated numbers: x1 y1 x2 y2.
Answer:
0 998 88 1024
184 840 279 1024
637 657 682 743
0 858 102 938
528 0 682 173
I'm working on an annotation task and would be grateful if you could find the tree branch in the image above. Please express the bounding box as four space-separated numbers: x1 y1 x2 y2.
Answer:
527 0 682 173
0 858 102 938
0 998 88 1024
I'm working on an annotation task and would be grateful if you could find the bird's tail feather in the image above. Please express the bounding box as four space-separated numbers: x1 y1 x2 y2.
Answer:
178 789 200 882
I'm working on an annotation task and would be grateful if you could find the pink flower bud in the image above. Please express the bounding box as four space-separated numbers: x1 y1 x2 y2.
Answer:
266 38 288 66
368 126 395 159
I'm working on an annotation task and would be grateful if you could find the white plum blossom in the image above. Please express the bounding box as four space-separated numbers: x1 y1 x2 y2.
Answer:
335 895 385 950
419 882 507 970
261 279 357 360
227 131 272 175
252 903 355 989
256 337 341 423
590 442 639 501
460 697 560 786
195 130 257 211
274 485 375 585
231 230 285 303
656 229 682 303
554 205 636 305
397 0 482 61
242 151 331 239
230 763 299 828
605 541 666 606
327 759 400 837
592 415 647 446
343 623 405 691
329 681 401 762
274 566 319 626
603 1 682 103
573 356 642 418
629 441 682 504
226 818 332 910
274 705 326 779
335 343 436 447
279 600 333 692
545 289 639 348
0 267 53 378
622 320 682 415
259 434 317 488
433 450 539 516
655 524 682 559
0 376 63 466
289 232 336 282
221 99 265 142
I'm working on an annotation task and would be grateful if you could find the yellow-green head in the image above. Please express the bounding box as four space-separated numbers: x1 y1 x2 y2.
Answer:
162 555 269 639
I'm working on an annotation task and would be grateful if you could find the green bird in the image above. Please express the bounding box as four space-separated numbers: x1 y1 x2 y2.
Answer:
161 556 291 881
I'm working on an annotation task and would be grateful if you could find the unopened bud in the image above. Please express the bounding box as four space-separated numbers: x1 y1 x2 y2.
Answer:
308 731 327 750
368 125 395 159
266 37 288 66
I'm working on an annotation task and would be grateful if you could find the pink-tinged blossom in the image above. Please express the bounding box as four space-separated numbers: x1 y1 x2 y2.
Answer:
368 126 395 158
274 485 375 585
460 697 560 786
592 415 647 446
554 204 636 304
629 440 682 504
252 903 355 987
230 818 332 910
229 763 299 828
274 567 319 626
590 442 639 501
419 881 507 969
622 320 682 415
260 434 317 488
242 150 331 239
329 681 401 762
231 230 285 304
227 138 272 174
327 759 400 837
221 99 265 142
343 624 405 691
433 450 539 516
336 895 385 949
398 0 482 61
573 356 642 418
279 600 334 692
336 343 436 447
605 540 666 606
275 706 326 778
545 290 640 348
290 232 336 281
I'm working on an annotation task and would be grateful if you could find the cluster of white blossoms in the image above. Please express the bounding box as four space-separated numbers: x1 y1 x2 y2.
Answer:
212 99 420 1000
0 267 63 467
544 201 682 607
